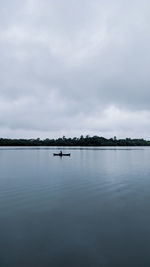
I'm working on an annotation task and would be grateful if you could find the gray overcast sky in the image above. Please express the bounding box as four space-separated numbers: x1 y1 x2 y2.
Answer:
0 0 150 139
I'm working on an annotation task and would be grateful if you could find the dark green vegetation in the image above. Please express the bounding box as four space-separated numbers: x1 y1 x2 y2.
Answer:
0 136 150 146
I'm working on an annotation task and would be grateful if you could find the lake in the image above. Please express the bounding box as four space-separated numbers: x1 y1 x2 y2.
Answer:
0 146 150 267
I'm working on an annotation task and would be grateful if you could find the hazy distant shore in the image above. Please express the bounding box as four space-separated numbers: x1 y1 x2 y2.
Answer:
0 136 150 146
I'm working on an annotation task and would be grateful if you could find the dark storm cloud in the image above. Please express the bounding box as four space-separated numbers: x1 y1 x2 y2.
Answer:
0 0 150 138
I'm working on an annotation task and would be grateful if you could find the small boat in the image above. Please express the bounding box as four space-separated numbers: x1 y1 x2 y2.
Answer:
53 153 71 156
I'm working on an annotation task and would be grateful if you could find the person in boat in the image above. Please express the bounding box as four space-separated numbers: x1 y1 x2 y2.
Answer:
59 151 63 156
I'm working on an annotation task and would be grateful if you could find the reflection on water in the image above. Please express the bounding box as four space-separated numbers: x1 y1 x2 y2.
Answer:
0 147 150 267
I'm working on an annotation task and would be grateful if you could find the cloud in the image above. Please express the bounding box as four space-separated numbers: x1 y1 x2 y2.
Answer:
0 0 150 138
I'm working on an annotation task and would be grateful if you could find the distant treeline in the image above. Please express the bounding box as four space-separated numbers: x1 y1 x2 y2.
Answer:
0 136 150 146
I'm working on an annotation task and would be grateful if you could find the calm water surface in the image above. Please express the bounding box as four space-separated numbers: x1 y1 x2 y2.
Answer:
0 147 150 267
